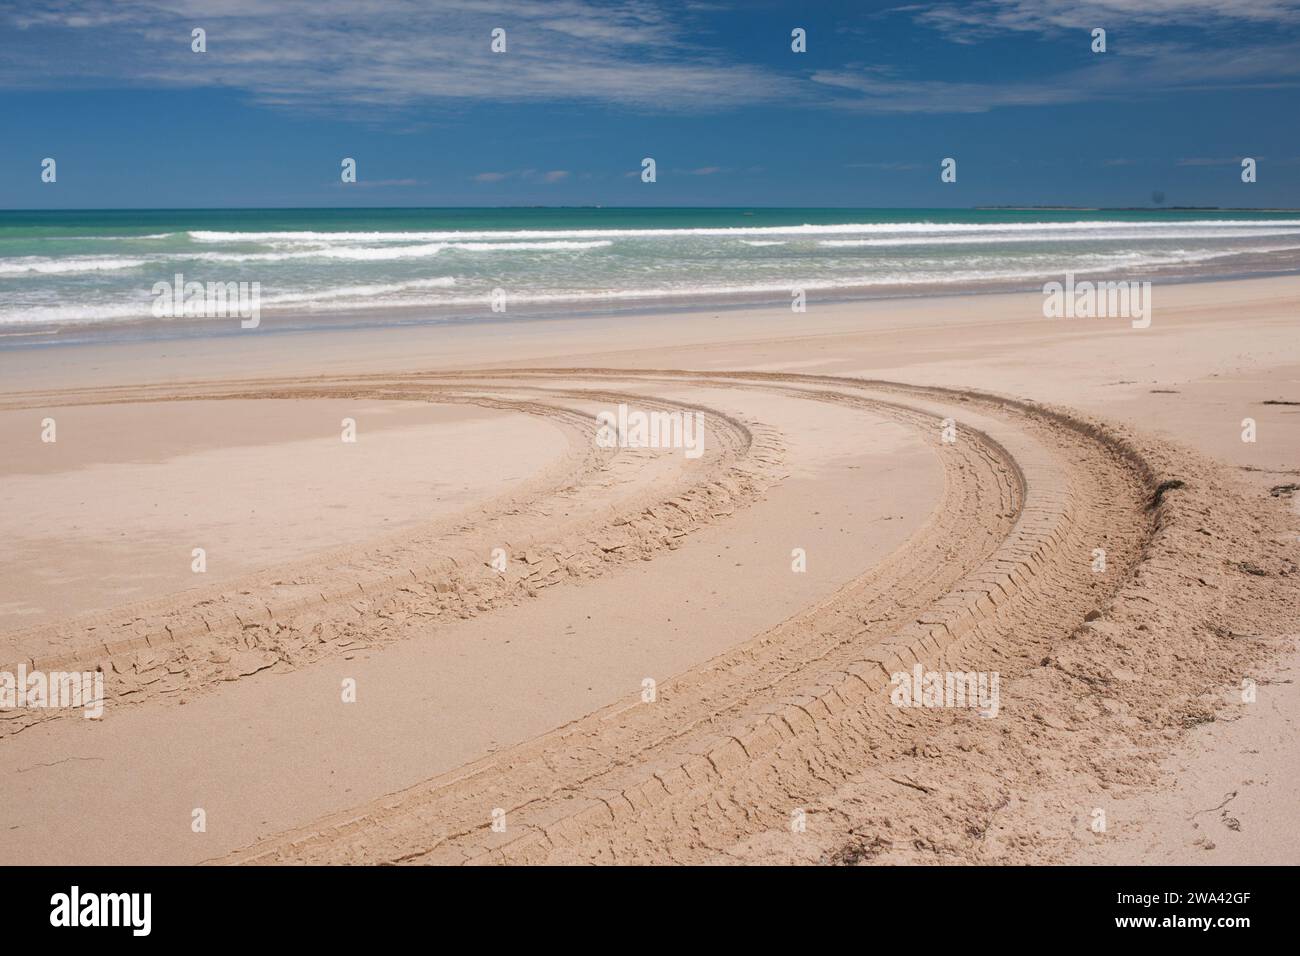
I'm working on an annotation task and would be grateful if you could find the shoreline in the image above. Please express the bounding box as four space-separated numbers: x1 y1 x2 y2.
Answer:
4 262 1300 354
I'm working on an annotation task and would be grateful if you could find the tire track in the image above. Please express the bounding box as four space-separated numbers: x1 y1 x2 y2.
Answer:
0 382 782 739
222 370 1158 864
9 368 1290 866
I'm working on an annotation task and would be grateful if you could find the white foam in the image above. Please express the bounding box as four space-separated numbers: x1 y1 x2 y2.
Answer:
0 277 457 326
818 228 1300 248
0 257 147 275
173 239 611 263
5 222 1299 330
185 220 1300 244
72 233 179 241
260 276 456 306
184 244 447 263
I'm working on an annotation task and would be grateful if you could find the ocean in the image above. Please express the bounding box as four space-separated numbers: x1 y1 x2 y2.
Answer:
3 207 1300 340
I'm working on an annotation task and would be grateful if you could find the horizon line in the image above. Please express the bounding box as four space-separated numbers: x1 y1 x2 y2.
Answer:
3 205 1300 214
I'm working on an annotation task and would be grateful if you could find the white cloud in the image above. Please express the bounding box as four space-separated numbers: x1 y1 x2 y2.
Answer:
909 0 1300 41
844 161 925 170
0 0 789 111
348 178 425 188
814 35 1300 112
473 169 572 183
1176 157 1250 166
5 0 1297 120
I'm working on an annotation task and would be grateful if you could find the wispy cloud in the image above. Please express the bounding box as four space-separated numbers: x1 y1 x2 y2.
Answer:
813 35 1300 112
832 0 1300 113
0 0 788 111
813 65 1078 112
844 161 926 170
4 0 1297 121
473 168 571 183
346 178 426 188
907 0 1300 42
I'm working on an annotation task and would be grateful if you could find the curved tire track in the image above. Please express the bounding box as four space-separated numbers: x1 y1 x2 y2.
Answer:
0 382 781 739
9 368 1287 866
220 370 1158 864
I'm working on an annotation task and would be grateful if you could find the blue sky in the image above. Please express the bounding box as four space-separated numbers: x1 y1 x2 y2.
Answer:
2 0 1299 208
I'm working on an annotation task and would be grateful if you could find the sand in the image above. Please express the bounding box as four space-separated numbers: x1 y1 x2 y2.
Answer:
0 399 566 626
0 275 1297 865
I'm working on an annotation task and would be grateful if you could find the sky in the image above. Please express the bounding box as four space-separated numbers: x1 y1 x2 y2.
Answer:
1 0 1299 209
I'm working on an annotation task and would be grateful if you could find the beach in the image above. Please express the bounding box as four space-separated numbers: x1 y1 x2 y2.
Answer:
1 272 1297 865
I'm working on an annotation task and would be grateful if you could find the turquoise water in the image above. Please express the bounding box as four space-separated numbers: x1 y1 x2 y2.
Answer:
3 207 1300 333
